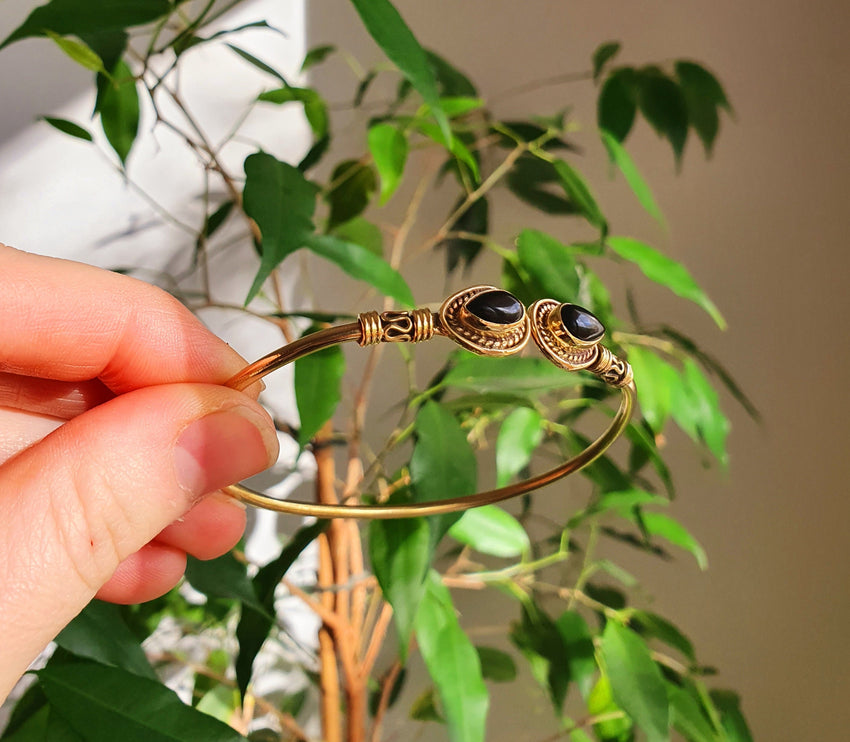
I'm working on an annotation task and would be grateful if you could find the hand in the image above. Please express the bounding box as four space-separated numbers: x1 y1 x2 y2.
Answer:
0 245 278 701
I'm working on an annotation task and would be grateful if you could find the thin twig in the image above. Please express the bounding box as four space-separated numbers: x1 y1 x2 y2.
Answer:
419 142 528 254
369 660 403 742
489 69 594 106
360 603 394 680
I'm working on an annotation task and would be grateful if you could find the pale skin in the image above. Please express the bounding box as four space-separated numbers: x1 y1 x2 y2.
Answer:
0 244 279 702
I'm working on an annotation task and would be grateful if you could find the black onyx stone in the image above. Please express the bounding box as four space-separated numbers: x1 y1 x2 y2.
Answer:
560 304 604 342
466 290 524 325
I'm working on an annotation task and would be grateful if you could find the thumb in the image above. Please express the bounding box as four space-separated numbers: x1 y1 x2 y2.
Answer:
0 382 277 693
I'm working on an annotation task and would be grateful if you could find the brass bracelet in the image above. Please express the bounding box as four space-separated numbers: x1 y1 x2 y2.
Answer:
223 286 634 519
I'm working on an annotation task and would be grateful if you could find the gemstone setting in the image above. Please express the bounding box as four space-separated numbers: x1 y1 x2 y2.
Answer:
559 304 604 343
466 289 524 325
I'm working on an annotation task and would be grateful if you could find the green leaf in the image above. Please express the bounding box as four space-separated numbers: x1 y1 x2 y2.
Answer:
204 200 235 239
0 0 172 49
668 684 719 742
47 709 85 741
236 521 327 698
98 59 139 165
350 0 450 145
196 685 240 725
598 68 638 142
426 50 477 97
40 116 93 142
2 706 49 741
641 511 708 569
551 159 607 233
600 621 670 742
496 407 544 487
600 130 665 227
436 96 484 117
587 675 633 741
54 600 156 680
592 41 621 81
631 611 696 663
415 572 489 742
39 661 248 741
442 353 585 394
709 690 753 742
410 119 480 182
440 195 488 273
175 21 281 55
575 436 633 494
184 552 265 613
672 359 730 466
623 419 675 496
596 559 639 588
1 684 48 740
627 345 679 433
410 401 477 547
475 647 516 683
506 154 577 215
354 70 379 107
369 517 430 659
301 44 335 72
45 31 105 72
303 233 414 307
516 228 580 302
659 326 760 422
325 159 377 229
330 216 383 256
80 29 126 77
592 488 668 518
242 151 318 303
409 687 444 723
606 236 726 329
226 43 287 84
258 86 328 138
369 668 406 716
675 62 731 156
448 505 530 558
368 123 408 204
298 134 330 172
294 339 344 446
510 602 571 712
637 70 689 162
554 611 597 700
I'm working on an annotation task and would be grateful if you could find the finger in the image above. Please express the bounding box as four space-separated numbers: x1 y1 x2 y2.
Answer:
154 491 247 561
0 245 253 392
94 542 187 604
0 407 63 466
0 382 277 699
0 372 113 418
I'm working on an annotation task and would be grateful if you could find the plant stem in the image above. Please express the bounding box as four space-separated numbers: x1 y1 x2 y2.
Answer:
315 422 343 742
369 660 402 742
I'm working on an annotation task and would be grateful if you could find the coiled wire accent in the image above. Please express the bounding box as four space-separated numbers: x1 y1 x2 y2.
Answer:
358 309 435 346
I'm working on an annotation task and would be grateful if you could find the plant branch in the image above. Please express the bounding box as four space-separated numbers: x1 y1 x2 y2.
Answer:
369 660 402 742
420 142 527 253
489 69 593 106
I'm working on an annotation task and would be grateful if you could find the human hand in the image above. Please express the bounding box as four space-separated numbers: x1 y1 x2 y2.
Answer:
0 245 278 701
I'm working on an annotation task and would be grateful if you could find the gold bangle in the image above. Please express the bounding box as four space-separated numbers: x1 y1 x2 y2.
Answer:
223 286 635 519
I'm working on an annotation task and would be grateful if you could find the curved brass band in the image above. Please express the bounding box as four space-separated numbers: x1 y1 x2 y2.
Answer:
223 289 634 519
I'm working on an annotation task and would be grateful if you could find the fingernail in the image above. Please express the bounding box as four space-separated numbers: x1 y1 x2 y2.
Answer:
175 406 278 500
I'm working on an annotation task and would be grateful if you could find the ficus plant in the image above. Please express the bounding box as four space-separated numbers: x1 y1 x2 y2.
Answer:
0 1 756 741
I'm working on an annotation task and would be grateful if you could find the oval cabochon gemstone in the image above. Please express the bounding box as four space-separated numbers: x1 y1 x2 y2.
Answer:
560 303 605 342
466 290 524 325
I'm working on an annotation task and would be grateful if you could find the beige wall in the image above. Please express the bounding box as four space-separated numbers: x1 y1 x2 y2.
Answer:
309 1 850 739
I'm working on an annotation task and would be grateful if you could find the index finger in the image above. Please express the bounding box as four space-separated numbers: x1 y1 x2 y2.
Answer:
0 245 248 393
